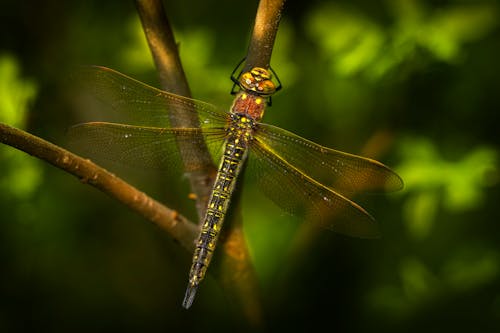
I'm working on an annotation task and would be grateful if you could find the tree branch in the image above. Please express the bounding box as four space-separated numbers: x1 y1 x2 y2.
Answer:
244 0 286 71
0 122 198 251
135 0 217 220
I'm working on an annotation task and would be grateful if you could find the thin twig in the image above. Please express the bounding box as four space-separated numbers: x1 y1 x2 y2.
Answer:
135 0 217 220
0 122 198 251
244 0 286 71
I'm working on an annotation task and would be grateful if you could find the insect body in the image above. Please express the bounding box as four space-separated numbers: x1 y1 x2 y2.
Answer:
183 69 275 308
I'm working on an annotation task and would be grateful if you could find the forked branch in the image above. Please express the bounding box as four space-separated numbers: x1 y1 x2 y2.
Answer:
135 0 287 326
134 0 285 326
0 0 286 327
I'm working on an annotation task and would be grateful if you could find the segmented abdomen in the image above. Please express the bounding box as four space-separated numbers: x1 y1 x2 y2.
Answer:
186 132 249 289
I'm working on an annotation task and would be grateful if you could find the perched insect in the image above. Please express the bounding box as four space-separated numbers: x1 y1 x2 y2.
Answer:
69 65 403 309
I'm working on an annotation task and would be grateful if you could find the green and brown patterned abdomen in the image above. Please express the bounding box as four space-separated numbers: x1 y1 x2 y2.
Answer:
182 112 253 308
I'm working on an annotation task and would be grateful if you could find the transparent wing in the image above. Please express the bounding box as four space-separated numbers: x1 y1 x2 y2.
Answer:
75 66 229 128
68 122 226 172
247 139 380 238
254 123 403 194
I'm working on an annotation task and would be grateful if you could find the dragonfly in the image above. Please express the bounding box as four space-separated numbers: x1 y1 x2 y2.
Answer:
69 65 403 309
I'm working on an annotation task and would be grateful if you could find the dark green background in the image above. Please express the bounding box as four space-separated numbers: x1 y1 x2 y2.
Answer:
1 0 499 332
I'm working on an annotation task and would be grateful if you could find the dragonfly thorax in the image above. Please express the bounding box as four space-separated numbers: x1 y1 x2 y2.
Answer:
231 91 267 121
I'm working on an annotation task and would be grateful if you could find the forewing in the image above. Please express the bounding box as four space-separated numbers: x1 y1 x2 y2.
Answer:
247 139 380 238
68 122 226 172
75 66 228 128
254 123 403 195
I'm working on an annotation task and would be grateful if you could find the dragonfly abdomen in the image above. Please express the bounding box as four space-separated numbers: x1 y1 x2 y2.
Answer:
182 126 252 309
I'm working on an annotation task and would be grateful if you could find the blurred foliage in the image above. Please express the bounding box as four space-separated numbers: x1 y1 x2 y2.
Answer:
307 0 498 79
0 55 42 199
0 55 37 126
1 0 499 332
398 137 498 238
369 247 499 320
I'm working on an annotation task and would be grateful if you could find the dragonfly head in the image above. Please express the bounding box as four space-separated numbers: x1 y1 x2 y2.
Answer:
239 67 276 96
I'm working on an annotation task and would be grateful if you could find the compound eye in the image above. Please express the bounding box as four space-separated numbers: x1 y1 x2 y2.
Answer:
238 67 275 95
250 67 271 81
241 72 254 83
256 80 276 95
